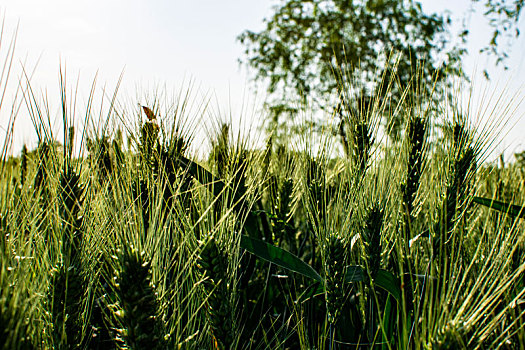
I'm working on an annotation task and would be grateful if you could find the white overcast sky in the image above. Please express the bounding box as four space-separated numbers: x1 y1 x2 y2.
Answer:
1 0 524 160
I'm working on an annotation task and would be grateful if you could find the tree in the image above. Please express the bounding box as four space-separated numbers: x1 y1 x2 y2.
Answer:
238 0 466 140
471 0 524 76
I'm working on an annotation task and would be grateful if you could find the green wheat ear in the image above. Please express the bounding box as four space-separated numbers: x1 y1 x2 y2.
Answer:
19 145 28 188
352 119 373 174
213 123 230 179
140 119 160 175
48 262 85 348
87 136 113 185
112 137 125 171
271 178 296 252
0 214 4 256
324 235 347 324
401 115 427 235
46 163 86 349
197 236 235 350
59 166 84 263
364 204 384 275
111 246 166 349
434 122 476 257
33 141 50 191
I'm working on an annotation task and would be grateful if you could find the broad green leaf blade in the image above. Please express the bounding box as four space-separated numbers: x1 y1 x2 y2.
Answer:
345 265 365 283
375 269 401 303
240 235 323 283
473 196 525 219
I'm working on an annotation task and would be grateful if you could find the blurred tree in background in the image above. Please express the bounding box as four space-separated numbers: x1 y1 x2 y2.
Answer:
473 0 523 76
238 0 467 141
238 0 523 142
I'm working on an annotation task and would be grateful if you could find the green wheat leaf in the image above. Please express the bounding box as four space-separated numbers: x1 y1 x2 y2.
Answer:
472 196 525 219
375 269 401 303
240 235 323 283
345 265 366 283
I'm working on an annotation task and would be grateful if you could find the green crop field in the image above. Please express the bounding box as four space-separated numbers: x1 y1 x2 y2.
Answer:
2 78 525 350
1 32 525 350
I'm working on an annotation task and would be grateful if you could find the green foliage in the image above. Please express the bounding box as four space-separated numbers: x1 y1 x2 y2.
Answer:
238 0 466 135
0 272 33 350
473 0 524 73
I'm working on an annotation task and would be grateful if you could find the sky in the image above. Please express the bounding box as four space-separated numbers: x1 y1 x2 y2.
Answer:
1 0 524 160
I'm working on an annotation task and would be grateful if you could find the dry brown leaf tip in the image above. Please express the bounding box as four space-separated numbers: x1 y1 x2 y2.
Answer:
141 105 157 121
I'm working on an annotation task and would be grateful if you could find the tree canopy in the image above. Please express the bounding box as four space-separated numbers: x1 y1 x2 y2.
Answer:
238 0 466 137
238 0 523 139
473 0 523 74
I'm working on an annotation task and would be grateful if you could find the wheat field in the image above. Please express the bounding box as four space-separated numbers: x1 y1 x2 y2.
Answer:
1 33 525 350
